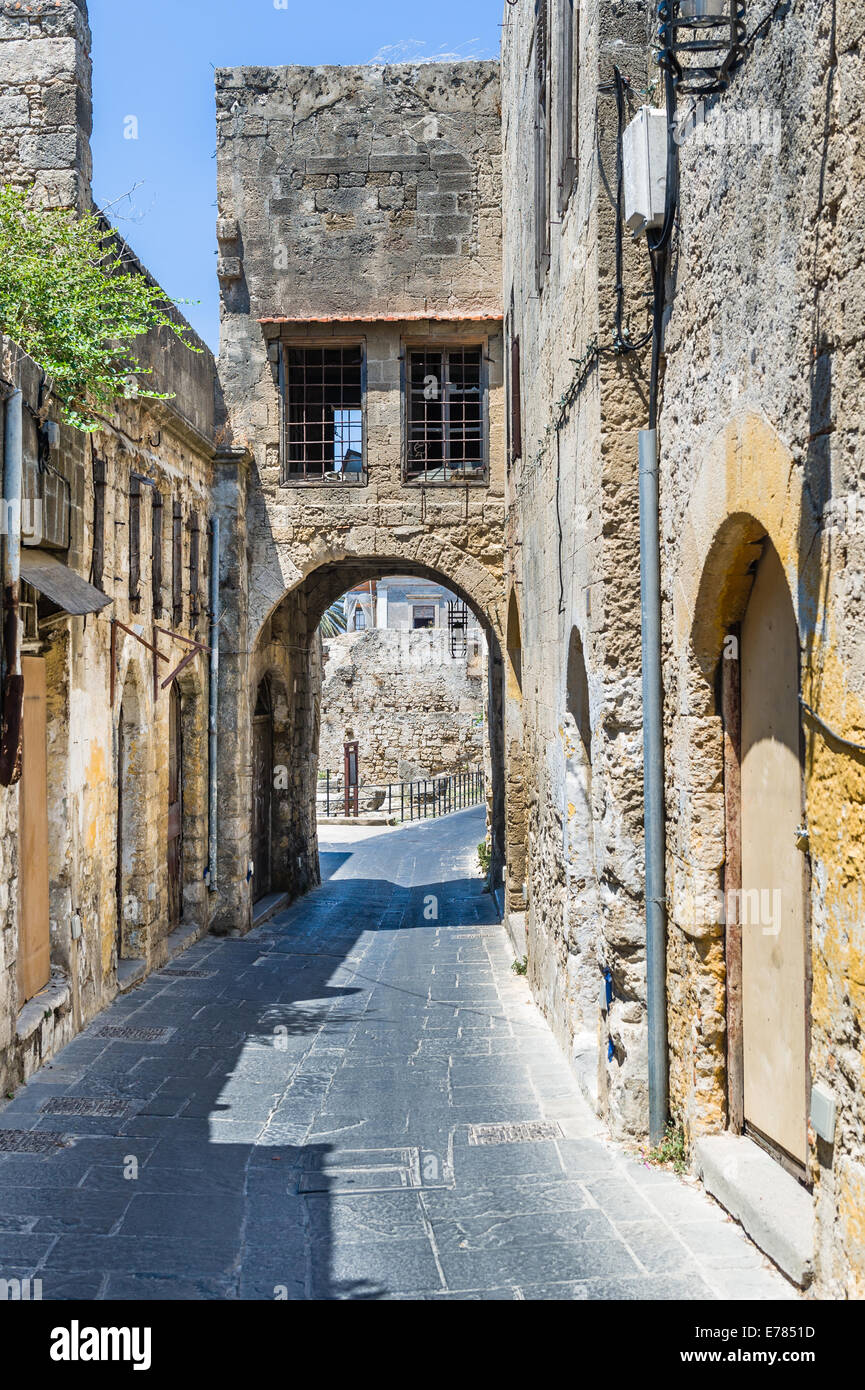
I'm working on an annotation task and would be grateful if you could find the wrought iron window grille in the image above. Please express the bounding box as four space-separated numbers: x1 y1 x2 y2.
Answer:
404 346 488 485
281 345 367 484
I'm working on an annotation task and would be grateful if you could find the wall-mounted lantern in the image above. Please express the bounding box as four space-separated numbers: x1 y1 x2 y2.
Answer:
659 0 746 96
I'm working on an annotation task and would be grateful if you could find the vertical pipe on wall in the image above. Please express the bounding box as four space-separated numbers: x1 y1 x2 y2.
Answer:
639 426 668 1145
207 515 220 890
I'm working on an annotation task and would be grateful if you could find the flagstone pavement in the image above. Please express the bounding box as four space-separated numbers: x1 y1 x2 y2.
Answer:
0 808 797 1301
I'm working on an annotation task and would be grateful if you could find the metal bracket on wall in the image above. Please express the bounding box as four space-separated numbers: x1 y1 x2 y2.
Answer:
153 624 212 693
109 617 169 707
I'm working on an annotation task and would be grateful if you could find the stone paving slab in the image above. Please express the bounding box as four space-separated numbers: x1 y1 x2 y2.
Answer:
0 809 797 1301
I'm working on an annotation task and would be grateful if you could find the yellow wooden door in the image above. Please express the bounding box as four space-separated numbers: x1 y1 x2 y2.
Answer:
740 543 808 1166
19 655 51 1007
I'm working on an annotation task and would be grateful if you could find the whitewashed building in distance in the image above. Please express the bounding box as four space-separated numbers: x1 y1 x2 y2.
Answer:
344 576 484 654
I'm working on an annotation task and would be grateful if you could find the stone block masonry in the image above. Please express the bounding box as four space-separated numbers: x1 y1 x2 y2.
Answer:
501 0 651 1139
0 0 92 209
213 61 507 935
214 61 501 322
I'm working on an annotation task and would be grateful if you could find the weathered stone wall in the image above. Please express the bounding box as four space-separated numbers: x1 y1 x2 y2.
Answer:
214 61 501 321
213 62 507 932
0 0 219 1092
0 333 216 1095
0 0 92 208
501 0 651 1137
656 1 865 1297
319 628 485 785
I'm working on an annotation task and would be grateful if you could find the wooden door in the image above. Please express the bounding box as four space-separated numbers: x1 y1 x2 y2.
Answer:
167 682 183 927
19 656 51 1007
740 542 808 1167
252 681 273 899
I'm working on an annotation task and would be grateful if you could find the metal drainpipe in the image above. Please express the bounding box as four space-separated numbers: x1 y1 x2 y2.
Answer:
0 387 24 787
639 426 668 1146
639 29 678 1148
207 515 220 891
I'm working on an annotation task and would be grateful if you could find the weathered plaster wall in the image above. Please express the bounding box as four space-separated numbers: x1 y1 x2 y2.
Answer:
213 63 507 931
0 335 215 1095
501 0 652 1137
319 627 485 784
657 0 865 1297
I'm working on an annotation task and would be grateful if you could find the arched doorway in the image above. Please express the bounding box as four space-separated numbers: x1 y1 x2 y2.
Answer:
167 681 184 928
252 677 274 899
739 540 808 1169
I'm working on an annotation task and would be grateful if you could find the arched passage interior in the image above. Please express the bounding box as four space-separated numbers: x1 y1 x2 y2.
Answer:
237 556 506 919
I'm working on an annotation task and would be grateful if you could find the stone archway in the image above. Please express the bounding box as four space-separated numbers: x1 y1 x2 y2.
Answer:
213 552 506 934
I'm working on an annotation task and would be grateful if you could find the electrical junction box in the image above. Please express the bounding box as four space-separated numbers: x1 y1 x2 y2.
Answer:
810 1084 836 1144
622 105 668 237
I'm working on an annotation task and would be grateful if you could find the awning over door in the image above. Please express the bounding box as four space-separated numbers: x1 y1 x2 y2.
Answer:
20 549 111 615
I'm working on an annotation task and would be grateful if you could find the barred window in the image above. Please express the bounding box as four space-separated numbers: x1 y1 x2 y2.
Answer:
172 498 183 628
283 346 364 480
406 347 486 483
91 458 106 590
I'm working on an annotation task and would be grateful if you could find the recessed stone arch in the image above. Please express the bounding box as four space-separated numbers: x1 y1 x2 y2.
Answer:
172 662 209 931
666 411 818 1144
114 656 151 971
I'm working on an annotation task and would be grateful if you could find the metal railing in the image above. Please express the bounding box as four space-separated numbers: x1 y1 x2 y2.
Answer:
317 765 485 822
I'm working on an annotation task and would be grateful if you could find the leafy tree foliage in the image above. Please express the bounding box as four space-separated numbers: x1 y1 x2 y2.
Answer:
0 186 199 430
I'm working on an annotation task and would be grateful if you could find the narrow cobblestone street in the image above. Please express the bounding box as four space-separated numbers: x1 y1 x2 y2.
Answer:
0 810 794 1301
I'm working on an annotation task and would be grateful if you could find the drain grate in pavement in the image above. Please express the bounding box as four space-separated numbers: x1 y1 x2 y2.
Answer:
299 1147 423 1195
467 1121 563 1146
0 1129 71 1154
95 1025 175 1043
158 968 214 979
40 1097 129 1118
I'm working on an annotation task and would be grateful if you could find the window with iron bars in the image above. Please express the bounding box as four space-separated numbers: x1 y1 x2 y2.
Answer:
282 345 365 482
405 346 487 483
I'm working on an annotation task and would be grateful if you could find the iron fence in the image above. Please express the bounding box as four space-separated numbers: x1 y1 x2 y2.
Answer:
317 765 485 822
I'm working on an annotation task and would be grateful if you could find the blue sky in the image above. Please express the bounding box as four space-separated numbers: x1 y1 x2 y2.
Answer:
89 0 503 351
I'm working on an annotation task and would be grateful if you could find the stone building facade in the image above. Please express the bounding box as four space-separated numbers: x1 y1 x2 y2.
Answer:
501 0 865 1296
212 61 507 929
0 0 218 1093
344 574 484 635
654 0 865 1298
500 0 651 1137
